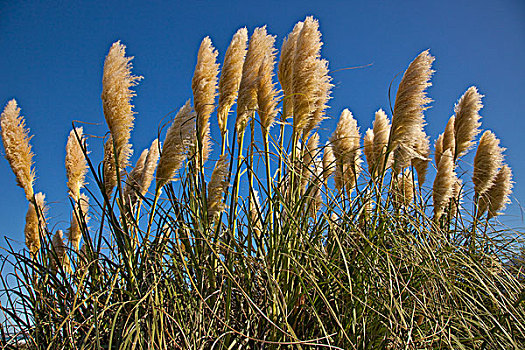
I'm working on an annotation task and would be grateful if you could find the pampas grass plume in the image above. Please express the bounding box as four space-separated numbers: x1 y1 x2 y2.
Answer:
442 116 455 158
65 127 88 201
433 149 456 220
434 133 444 167
372 109 391 174
322 142 336 182
24 192 47 255
278 20 304 120
217 28 248 135
478 164 513 219
473 130 504 197
363 129 374 172
51 230 71 274
236 26 275 138
454 86 483 159
101 41 141 169
103 136 118 197
1 99 35 200
207 155 229 220
257 54 279 132
68 193 89 251
156 101 195 189
192 36 219 163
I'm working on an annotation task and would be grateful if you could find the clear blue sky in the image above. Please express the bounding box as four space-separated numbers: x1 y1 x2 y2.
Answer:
1 0 524 249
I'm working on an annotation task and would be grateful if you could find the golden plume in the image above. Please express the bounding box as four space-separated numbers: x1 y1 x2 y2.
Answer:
192 36 219 164
207 155 229 221
103 135 118 197
65 127 88 201
68 193 90 251
236 26 276 139
371 109 391 175
363 129 375 172
478 164 513 219
442 116 455 158
156 101 195 189
322 142 336 182
454 86 483 159
101 41 141 170
433 149 456 220
473 130 504 197
51 230 72 274
24 192 47 256
217 28 248 135
1 99 35 200
257 54 279 132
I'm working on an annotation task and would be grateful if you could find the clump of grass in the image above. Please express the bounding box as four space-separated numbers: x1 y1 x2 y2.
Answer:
1 17 524 349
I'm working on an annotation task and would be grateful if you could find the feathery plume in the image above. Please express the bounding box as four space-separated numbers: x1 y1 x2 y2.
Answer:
372 109 391 175
51 230 72 274
1 99 35 200
65 127 88 201
217 28 248 135
330 109 362 191
123 148 148 205
139 139 160 196
101 41 141 170
393 169 415 207
411 128 430 185
442 116 455 158
454 86 483 159
363 129 375 173
257 54 279 132
68 193 90 251
156 101 196 189
103 136 118 197
303 58 332 137
237 27 276 138
192 36 219 163
450 178 463 217
24 192 47 255
207 155 229 221
473 130 504 197
292 17 326 136
433 149 456 220
390 50 434 169
322 142 336 182
278 20 304 120
308 158 324 216
478 164 513 219
434 133 444 167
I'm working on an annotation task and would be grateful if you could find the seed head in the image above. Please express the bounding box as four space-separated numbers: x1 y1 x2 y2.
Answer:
207 155 229 221
1 99 35 200
217 28 248 135
454 86 483 159
478 164 513 219
65 127 88 201
433 149 456 220
473 130 504 197
24 192 47 256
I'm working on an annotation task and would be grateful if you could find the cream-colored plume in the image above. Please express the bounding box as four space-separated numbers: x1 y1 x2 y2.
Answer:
156 101 196 189
192 36 219 164
24 192 47 256
390 50 434 169
450 178 463 217
257 54 279 132
304 58 332 137
51 230 72 273
207 155 229 221
363 129 375 172
371 109 391 175
68 193 90 251
124 139 160 207
478 164 513 219
411 128 430 185
1 99 35 200
330 109 362 191
433 149 456 220
292 17 326 136
103 136 118 197
278 20 304 120
454 86 483 159
442 116 455 158
434 133 444 168
217 28 248 135
101 41 141 170
322 142 336 182
473 130 504 197
65 127 88 201
236 26 276 138
393 169 415 207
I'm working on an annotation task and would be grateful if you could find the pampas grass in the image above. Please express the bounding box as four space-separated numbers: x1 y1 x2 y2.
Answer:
192 36 219 164
473 130 505 197
217 28 248 138
0 18 522 350
65 127 88 201
1 99 35 201
454 86 483 160
101 41 141 170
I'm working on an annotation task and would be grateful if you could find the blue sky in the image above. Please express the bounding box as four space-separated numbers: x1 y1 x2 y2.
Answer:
1 0 524 249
